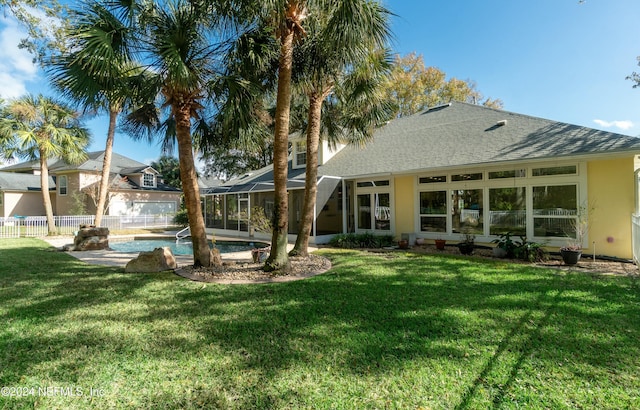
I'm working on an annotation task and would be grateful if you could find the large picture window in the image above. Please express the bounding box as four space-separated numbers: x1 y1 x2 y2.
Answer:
452 189 483 234
489 187 526 235
533 185 577 237
419 191 447 233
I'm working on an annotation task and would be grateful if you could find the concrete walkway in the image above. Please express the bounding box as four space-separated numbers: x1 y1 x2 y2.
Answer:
42 234 314 268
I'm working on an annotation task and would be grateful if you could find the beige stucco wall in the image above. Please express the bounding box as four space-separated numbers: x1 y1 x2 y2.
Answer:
2 191 54 216
393 175 415 239
54 172 82 215
587 157 636 259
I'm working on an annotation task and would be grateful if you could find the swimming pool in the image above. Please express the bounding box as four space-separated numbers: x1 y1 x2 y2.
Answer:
109 239 269 255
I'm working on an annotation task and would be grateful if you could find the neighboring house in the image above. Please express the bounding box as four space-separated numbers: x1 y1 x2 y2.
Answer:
203 101 640 259
0 151 181 218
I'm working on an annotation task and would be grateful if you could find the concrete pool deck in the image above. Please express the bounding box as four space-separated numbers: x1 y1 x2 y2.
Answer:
43 234 315 268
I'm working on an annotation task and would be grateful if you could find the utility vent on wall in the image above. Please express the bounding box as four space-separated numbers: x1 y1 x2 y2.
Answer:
496 119 507 126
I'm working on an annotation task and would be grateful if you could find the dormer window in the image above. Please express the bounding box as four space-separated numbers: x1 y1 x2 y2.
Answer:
295 140 307 168
143 172 156 187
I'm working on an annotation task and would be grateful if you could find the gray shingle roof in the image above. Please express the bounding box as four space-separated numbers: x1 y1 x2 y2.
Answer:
0 172 55 191
317 101 640 178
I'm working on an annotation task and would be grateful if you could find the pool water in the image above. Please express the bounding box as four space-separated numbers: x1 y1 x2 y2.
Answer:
109 239 268 255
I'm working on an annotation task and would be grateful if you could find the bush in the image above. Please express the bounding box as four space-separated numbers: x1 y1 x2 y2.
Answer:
173 209 189 227
329 233 395 249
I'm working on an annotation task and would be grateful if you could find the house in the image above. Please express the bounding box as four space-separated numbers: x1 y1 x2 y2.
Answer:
0 151 181 218
202 101 640 259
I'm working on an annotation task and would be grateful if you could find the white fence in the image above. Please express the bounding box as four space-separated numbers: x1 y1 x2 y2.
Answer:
0 214 176 239
632 214 640 264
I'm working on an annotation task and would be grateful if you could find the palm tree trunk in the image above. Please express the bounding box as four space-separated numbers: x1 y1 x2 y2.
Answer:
290 91 325 257
94 107 118 226
174 102 211 268
39 155 56 235
265 26 295 272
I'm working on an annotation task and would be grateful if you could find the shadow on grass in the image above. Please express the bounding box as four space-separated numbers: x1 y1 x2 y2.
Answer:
1 241 639 408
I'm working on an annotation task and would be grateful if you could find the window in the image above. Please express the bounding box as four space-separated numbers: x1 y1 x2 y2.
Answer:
452 189 483 234
357 194 371 229
489 187 526 235
357 192 391 231
451 172 483 182
532 165 576 177
488 169 526 179
419 175 447 184
143 173 155 187
58 175 68 196
295 140 306 166
357 180 389 188
533 185 577 237
419 191 447 233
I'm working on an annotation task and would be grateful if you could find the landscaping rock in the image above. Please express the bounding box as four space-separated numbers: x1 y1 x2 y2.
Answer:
73 226 110 251
125 247 177 273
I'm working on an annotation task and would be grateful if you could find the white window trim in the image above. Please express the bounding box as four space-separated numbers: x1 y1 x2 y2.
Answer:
142 173 156 188
293 140 307 169
58 175 68 196
354 178 394 233
414 162 587 247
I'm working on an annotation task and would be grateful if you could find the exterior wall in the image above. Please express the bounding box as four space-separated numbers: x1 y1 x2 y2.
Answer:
587 157 636 259
394 175 415 239
109 191 181 216
2 191 54 216
54 172 82 215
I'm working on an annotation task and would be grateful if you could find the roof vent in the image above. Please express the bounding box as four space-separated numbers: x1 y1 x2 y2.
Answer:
496 119 507 126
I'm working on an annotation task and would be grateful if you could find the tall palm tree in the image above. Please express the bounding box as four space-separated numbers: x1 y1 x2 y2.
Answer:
49 1 142 227
245 0 310 272
288 0 392 256
127 0 231 268
0 94 90 234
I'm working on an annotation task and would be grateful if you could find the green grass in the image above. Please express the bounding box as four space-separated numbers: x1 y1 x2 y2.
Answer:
1 238 639 409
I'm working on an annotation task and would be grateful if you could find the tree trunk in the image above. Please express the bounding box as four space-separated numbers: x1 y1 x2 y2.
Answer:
94 107 118 227
290 91 324 257
39 155 56 235
173 100 211 268
264 26 295 272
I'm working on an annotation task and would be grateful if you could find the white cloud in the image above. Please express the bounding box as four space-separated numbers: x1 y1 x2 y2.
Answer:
593 119 635 131
0 16 39 100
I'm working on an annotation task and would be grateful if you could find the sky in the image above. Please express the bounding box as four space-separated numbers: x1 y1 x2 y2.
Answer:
1 0 639 166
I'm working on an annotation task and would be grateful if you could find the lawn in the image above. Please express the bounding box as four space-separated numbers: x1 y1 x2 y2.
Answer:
1 238 639 409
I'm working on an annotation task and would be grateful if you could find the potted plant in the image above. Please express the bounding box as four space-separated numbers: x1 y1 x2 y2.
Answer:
456 228 475 255
434 238 446 250
398 239 410 249
560 205 590 265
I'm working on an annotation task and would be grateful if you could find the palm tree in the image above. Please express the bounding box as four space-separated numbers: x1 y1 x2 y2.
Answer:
49 1 142 227
247 0 309 272
126 0 232 268
0 94 90 234
288 0 392 256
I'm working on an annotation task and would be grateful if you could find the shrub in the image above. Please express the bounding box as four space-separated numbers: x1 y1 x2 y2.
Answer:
329 233 395 249
173 209 189 227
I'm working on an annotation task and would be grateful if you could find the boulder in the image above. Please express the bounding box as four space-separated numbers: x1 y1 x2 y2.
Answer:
73 226 110 251
125 247 177 273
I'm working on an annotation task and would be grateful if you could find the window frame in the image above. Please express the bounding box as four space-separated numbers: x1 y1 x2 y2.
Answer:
414 162 586 246
142 172 156 188
58 175 68 196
